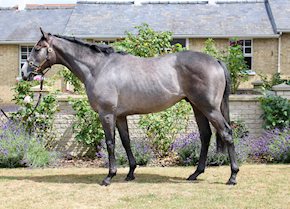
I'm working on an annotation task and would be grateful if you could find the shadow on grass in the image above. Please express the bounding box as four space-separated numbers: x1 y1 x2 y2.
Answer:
0 173 202 185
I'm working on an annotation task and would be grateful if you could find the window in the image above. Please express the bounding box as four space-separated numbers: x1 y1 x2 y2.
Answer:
240 40 253 71
19 46 33 74
171 38 188 48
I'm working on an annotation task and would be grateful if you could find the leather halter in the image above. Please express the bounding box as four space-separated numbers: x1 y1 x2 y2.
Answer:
28 47 54 75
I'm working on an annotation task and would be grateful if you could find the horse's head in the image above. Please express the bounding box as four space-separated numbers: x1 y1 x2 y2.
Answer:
21 28 56 81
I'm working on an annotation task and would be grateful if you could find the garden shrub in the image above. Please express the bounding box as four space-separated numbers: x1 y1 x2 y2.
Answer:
259 94 290 130
10 79 58 145
70 98 105 148
0 121 58 168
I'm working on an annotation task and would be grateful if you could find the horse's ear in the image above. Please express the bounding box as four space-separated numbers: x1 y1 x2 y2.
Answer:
40 27 50 40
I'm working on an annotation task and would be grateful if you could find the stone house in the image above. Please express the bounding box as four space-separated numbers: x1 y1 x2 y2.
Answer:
0 0 289 103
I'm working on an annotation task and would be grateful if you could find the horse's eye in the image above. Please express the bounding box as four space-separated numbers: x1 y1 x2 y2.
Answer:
29 61 34 66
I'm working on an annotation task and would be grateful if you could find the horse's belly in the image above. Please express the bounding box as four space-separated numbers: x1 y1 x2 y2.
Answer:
117 91 184 116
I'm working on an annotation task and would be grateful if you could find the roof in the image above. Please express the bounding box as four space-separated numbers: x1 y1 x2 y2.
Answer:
268 0 290 32
0 7 73 43
64 0 276 38
0 0 287 43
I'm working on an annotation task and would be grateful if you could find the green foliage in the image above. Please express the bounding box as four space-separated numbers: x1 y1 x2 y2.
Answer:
58 67 84 93
113 23 184 57
226 39 249 93
70 98 105 147
259 73 288 90
10 80 58 145
259 95 290 129
139 100 191 157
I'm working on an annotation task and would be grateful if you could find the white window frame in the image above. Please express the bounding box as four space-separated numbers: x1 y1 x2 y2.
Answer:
19 45 34 76
230 39 255 75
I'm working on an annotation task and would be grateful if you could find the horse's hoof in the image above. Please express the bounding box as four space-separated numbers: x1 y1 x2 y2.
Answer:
186 175 197 181
125 175 135 181
226 179 237 185
101 179 111 186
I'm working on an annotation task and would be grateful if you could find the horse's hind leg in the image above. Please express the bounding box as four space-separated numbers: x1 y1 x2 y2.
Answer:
116 116 137 181
187 107 212 181
203 108 239 185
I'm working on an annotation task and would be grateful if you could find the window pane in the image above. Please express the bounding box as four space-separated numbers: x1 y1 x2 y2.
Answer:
21 55 27 60
245 47 251 54
21 47 27 53
29 47 33 52
245 40 251 46
244 57 252 70
171 38 186 47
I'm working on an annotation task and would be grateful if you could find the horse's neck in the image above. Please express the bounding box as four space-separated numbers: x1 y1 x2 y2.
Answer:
53 38 105 83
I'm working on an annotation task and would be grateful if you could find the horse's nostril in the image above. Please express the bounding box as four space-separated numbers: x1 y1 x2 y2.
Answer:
21 71 24 76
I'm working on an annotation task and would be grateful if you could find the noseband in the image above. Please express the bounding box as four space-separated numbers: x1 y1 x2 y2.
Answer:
28 47 54 75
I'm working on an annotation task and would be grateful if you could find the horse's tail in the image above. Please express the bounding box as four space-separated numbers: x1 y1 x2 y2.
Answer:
216 60 231 153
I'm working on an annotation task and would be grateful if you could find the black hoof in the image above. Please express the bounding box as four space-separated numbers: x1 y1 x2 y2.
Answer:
125 175 135 181
187 175 197 181
101 179 111 186
226 179 237 185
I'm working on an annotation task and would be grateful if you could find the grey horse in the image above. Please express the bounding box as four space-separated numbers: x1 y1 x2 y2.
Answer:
22 29 239 186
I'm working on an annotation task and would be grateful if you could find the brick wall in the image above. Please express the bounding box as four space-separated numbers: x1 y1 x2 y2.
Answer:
0 45 19 103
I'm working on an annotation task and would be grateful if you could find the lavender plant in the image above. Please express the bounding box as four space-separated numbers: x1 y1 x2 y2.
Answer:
96 138 153 167
171 123 252 166
0 121 58 168
250 128 290 163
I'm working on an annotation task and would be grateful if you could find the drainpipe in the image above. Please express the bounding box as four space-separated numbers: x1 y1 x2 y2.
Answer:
278 32 282 74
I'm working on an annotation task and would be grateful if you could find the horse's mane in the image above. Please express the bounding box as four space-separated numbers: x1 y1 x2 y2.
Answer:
54 35 126 56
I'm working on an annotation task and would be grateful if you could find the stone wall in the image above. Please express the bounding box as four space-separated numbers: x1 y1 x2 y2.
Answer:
52 94 266 156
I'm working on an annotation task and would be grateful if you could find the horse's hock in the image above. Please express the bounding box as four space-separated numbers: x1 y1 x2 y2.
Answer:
51 85 289 157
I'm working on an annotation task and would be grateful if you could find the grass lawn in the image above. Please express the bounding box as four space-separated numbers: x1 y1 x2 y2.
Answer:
0 164 289 209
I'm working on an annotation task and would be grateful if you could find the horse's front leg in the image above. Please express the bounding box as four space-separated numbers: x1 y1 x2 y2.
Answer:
99 112 117 186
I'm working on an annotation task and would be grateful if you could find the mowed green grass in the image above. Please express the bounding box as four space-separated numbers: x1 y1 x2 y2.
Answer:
0 164 289 209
